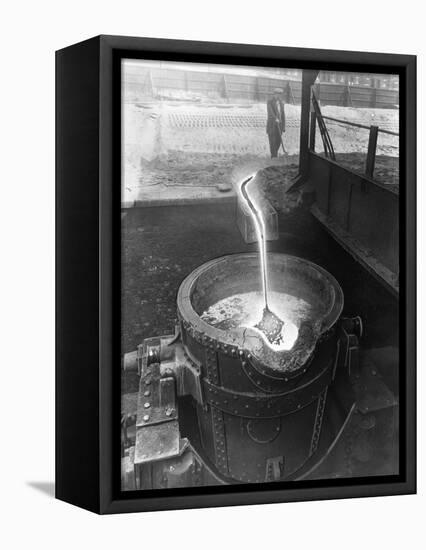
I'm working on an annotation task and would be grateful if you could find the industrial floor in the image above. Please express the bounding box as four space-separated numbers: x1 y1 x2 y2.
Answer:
121 196 399 480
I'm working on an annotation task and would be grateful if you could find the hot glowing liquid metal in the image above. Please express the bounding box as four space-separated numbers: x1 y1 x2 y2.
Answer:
201 291 307 351
238 174 288 348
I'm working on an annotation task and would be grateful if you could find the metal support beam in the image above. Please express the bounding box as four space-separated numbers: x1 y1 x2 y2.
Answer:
299 70 319 177
366 125 379 178
309 111 317 151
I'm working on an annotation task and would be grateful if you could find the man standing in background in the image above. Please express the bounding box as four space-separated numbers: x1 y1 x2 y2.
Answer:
266 87 286 158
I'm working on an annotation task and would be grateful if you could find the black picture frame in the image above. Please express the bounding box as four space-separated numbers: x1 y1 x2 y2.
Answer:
56 35 416 514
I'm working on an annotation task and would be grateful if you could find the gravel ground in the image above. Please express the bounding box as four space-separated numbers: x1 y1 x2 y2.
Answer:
123 101 399 202
137 152 299 193
132 149 397 210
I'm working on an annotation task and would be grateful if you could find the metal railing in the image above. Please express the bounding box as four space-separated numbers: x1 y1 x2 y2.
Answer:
322 115 399 136
310 111 399 180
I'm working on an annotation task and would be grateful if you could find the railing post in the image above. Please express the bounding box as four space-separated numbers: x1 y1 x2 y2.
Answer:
366 125 379 178
299 70 320 176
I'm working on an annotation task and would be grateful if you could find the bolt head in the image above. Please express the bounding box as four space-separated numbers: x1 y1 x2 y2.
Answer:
144 402 151 409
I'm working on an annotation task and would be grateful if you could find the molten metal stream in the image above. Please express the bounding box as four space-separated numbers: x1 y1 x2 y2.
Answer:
240 175 269 309
240 175 284 345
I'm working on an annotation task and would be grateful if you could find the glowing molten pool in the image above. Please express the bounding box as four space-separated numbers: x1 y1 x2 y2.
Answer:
178 252 344 374
201 290 312 351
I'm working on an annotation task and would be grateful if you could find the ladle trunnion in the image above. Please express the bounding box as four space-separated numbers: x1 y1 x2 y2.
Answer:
123 253 362 489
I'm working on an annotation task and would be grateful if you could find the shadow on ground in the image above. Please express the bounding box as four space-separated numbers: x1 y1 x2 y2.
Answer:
26 481 55 498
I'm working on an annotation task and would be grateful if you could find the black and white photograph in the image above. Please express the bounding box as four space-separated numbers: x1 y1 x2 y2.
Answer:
3 0 423 544
120 58 401 490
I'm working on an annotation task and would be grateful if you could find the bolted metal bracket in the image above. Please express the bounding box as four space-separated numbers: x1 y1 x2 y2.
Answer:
339 316 363 378
133 333 205 469
134 360 182 465
265 456 286 481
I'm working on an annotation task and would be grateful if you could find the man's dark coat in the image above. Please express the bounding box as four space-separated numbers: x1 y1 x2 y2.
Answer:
266 98 286 135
